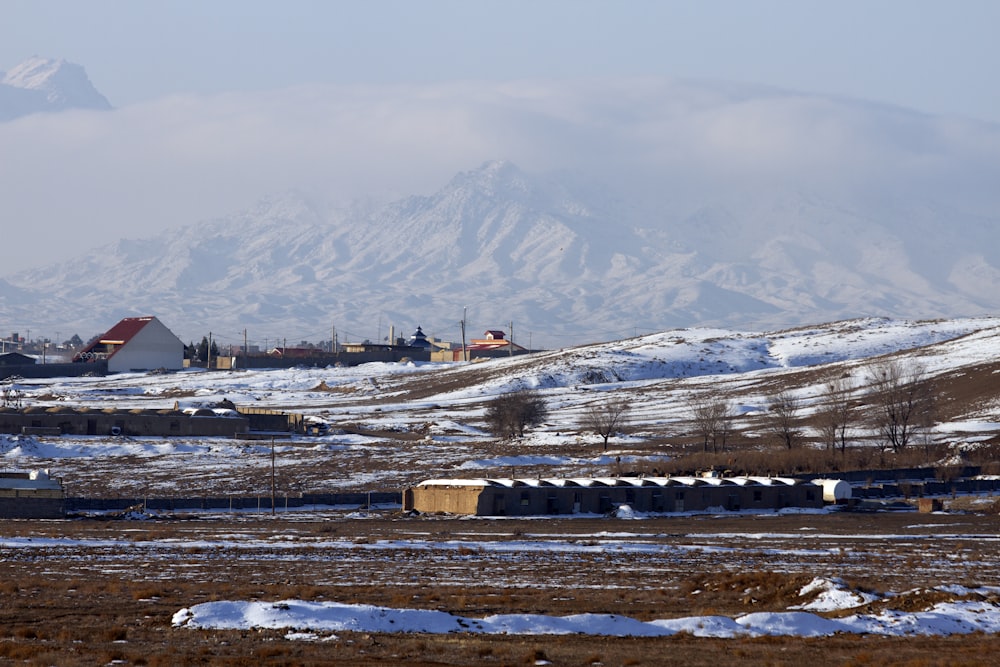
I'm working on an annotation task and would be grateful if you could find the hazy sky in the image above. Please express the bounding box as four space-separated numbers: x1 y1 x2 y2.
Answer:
1 1 999 275
4 1 998 119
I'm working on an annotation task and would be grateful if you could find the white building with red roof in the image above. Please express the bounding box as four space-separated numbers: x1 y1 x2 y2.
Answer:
73 316 184 373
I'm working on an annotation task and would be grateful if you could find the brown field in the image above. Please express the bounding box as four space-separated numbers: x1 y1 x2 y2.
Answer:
2 509 999 666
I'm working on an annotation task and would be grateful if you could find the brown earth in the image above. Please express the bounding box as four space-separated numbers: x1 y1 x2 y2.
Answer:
1 510 999 666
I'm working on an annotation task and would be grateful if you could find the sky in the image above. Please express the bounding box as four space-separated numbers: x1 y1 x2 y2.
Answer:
1 1 999 275
4 1 999 119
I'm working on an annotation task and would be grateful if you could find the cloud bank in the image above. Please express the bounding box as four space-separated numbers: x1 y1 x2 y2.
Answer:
1 77 998 274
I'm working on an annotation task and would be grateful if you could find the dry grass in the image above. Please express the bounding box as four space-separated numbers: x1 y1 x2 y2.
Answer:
1 512 999 665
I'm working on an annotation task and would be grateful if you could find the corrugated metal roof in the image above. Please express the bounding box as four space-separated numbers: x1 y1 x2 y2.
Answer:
417 476 809 489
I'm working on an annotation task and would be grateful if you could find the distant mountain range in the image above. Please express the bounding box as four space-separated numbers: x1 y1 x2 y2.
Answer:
2 159 999 348
0 57 111 120
1 58 998 348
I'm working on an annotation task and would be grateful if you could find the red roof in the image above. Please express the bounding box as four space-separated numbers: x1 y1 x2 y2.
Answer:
74 316 156 361
97 317 155 345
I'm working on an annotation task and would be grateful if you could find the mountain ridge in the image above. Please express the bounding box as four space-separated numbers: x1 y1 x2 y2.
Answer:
2 161 999 347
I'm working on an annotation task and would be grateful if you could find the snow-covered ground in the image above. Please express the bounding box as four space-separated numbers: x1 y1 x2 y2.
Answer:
4 317 999 492
173 586 1000 639
2 317 987 640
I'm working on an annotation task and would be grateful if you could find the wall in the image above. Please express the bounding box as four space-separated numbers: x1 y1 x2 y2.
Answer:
0 361 108 380
404 484 485 514
228 347 431 370
0 409 248 437
66 491 400 512
0 487 64 519
0 497 64 519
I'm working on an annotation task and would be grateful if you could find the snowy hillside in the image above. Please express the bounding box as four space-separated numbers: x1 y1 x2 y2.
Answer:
3 316 999 499
0 57 111 120
3 160 1000 349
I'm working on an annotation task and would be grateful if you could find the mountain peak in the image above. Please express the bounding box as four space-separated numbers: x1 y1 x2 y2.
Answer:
0 56 111 118
446 160 531 198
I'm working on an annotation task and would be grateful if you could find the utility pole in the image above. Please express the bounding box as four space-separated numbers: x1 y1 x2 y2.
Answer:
207 332 212 369
461 306 467 362
270 436 276 516
509 321 513 357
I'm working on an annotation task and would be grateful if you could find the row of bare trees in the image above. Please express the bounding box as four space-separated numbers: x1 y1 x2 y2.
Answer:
483 358 935 455
767 358 934 452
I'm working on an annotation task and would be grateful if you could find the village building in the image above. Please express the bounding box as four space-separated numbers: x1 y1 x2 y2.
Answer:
408 326 432 349
0 352 35 367
73 316 184 373
0 333 26 353
0 470 64 519
404 474 831 516
432 329 531 361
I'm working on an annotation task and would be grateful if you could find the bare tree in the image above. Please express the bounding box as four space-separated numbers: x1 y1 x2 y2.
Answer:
815 376 854 453
866 359 934 452
767 389 800 450
484 389 548 440
690 393 734 453
582 395 631 450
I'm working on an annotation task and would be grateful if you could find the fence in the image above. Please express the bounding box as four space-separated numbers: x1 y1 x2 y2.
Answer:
65 491 401 512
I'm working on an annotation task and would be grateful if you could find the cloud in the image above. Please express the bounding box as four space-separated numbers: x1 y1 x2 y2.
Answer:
1 77 998 274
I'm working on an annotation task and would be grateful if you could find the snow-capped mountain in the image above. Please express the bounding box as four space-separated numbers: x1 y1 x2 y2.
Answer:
2 160 999 347
0 57 111 120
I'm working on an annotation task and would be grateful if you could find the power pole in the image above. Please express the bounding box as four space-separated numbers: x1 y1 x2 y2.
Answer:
270 436 276 516
461 306 467 362
207 332 212 369
509 321 513 357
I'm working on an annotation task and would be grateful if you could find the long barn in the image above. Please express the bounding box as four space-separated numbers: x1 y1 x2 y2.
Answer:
404 474 829 516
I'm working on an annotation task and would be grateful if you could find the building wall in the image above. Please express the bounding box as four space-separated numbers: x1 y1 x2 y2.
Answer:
109 318 184 373
404 485 487 514
0 409 248 437
222 347 431 369
1 361 108 381
0 495 64 519
407 481 824 516
0 479 64 519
